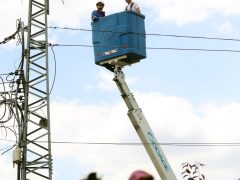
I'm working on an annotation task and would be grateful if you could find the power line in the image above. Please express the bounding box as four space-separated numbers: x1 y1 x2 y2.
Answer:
0 81 16 84
48 26 240 42
0 145 15 152
48 141 240 147
1 138 240 147
49 43 240 53
49 45 57 94
0 20 21 45
0 73 13 76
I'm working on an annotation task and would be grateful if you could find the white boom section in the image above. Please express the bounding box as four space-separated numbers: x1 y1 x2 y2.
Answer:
113 67 177 180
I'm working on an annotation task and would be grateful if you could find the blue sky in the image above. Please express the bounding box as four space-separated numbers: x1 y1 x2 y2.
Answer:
1 0 240 179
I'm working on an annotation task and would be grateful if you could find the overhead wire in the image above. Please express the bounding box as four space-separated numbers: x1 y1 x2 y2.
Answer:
48 26 240 42
50 45 57 94
47 141 240 147
0 126 18 155
21 38 57 112
0 20 21 45
49 43 240 53
48 26 240 54
0 76 8 123
0 20 25 155
0 81 16 84
0 73 13 76
1 138 240 147
2 21 240 157
0 145 16 152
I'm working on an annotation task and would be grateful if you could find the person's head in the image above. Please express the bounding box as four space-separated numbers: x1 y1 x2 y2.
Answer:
125 0 132 4
129 170 154 180
96 1 104 11
87 172 100 180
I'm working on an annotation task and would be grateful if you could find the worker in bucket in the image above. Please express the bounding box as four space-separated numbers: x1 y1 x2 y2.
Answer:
91 1 105 22
125 0 141 14
129 170 154 180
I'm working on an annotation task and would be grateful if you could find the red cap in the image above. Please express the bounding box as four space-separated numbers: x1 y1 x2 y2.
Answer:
129 170 154 180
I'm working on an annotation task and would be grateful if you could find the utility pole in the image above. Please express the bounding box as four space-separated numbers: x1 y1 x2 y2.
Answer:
20 0 52 179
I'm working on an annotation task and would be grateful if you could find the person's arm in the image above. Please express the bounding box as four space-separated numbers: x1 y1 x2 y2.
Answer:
135 7 141 13
91 11 99 21
134 3 141 13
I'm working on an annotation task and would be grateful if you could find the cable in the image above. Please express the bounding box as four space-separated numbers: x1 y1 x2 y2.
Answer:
0 77 7 122
1 138 240 147
0 73 13 76
48 26 240 42
0 73 24 142
0 145 15 152
0 20 24 158
1 145 16 155
50 43 240 53
0 20 21 45
0 81 16 84
45 141 240 147
0 82 17 85
49 45 57 94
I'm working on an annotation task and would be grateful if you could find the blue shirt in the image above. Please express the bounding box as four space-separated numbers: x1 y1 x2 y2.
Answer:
91 10 105 22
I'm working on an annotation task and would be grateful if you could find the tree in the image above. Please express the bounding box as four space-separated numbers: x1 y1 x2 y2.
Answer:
181 162 205 180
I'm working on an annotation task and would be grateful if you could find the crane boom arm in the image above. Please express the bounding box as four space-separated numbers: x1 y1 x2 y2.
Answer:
113 67 177 180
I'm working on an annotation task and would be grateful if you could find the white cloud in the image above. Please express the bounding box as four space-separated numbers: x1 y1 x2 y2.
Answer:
96 69 138 91
97 70 116 91
2 0 240 39
48 0 240 27
200 102 240 142
49 0 125 27
48 92 240 179
1 92 240 179
0 1 26 39
1 0 240 179
217 22 237 35
0 157 16 180
0 0 125 40
139 0 240 26
49 0 240 26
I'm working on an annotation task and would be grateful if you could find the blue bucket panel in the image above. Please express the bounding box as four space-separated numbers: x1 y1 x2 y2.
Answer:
92 11 146 66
